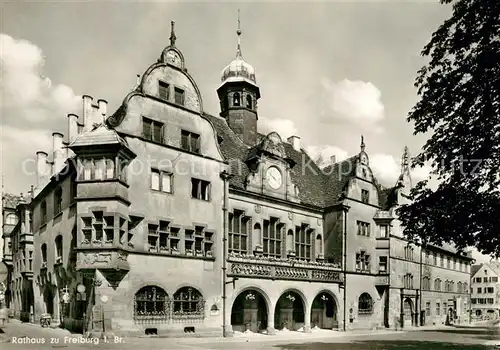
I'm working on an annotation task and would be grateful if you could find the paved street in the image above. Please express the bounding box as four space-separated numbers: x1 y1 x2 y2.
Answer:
0 321 498 350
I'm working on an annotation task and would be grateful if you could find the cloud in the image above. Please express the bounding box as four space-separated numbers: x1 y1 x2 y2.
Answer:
369 153 432 187
0 33 80 124
258 117 299 140
305 145 349 168
321 78 385 129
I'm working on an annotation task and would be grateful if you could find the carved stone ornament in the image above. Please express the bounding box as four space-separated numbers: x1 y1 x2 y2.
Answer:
83 253 112 265
288 212 293 220
317 218 322 226
117 251 128 262
254 205 261 213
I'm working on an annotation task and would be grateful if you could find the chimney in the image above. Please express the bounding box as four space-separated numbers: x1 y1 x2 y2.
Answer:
82 95 94 132
97 99 107 122
36 151 49 188
287 136 301 152
330 155 336 165
52 132 65 175
67 113 79 142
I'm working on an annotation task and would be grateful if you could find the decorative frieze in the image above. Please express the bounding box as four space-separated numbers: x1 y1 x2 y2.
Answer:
228 252 342 283
76 250 130 271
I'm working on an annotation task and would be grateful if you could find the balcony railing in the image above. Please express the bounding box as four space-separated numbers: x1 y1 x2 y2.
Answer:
227 252 342 283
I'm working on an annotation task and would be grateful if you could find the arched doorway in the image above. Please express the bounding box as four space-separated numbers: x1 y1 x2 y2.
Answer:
311 292 338 329
275 291 305 331
403 298 413 327
44 287 54 317
231 289 268 333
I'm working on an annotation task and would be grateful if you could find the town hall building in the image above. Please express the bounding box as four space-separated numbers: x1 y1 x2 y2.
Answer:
1 19 473 337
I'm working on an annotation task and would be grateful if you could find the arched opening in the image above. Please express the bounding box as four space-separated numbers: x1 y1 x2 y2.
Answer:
231 289 268 333
41 244 47 264
133 285 169 324
233 92 241 107
274 291 305 331
253 223 262 249
172 286 205 319
403 298 413 327
286 229 294 253
44 287 54 317
246 94 252 109
358 293 373 315
311 292 338 329
55 235 63 260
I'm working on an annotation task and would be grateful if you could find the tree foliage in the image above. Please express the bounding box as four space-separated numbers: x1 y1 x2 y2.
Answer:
397 0 500 258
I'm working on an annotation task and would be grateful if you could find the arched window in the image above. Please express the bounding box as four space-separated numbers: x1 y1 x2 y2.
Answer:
40 201 47 224
358 293 373 314
41 244 47 263
253 223 262 248
173 287 204 318
245 94 252 109
55 236 63 259
54 187 63 215
233 92 241 107
134 286 169 321
6 214 18 225
315 234 323 258
422 276 430 290
434 278 441 291
286 229 294 254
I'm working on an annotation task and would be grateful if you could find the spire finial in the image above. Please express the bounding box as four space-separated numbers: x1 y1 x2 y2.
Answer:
236 9 242 58
360 135 365 152
170 20 177 47
401 145 410 171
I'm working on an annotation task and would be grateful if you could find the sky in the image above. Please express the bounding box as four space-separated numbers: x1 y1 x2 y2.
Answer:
0 1 494 263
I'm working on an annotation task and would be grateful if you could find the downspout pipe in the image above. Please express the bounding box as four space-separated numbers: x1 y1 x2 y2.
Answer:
220 170 232 337
341 202 349 332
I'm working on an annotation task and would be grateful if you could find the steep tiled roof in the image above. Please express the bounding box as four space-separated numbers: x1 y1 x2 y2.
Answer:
322 156 358 207
70 124 129 148
204 114 327 207
471 264 482 277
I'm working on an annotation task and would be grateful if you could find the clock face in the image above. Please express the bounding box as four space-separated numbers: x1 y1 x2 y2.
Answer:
266 166 282 189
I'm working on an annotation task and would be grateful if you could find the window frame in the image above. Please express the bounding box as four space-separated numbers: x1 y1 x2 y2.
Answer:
158 80 170 101
191 178 211 201
174 87 185 106
180 130 201 153
142 117 164 143
150 168 173 194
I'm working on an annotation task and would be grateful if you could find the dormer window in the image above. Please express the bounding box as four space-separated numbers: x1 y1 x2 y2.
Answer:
158 81 170 101
233 92 241 107
174 87 185 106
246 94 252 109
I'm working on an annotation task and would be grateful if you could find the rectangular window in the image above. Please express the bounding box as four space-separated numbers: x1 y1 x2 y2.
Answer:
436 302 440 316
83 159 93 180
174 87 185 105
477 287 482 293
356 251 370 273
486 287 494 293
151 169 172 193
361 189 369 203
378 256 388 272
142 117 164 143
105 158 115 179
158 81 169 100
181 130 201 153
295 225 312 261
492 277 499 282
54 188 62 215
191 178 210 201
357 221 370 237
379 225 388 238
228 210 248 254
263 218 281 258
426 302 431 317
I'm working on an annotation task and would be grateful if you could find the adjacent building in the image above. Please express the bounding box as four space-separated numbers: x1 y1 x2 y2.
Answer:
1 19 474 336
471 262 500 320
